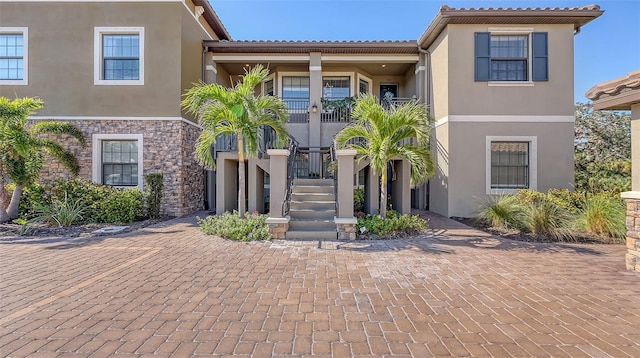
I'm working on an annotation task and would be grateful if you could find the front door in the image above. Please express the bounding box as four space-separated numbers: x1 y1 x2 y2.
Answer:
380 84 398 101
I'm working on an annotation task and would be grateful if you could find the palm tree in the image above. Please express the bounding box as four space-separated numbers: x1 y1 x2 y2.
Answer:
0 97 86 222
334 94 435 218
182 65 289 218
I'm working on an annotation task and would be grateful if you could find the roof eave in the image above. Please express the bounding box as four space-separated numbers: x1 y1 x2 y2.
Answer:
418 5 604 48
193 0 232 41
203 40 420 54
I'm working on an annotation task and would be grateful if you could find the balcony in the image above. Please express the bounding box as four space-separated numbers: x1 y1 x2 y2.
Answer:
284 99 309 123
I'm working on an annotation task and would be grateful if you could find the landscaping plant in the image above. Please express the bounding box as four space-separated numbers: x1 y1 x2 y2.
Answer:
575 194 626 240
476 195 525 229
520 198 575 241
198 211 271 241
144 172 164 219
183 65 289 218
335 94 435 218
0 97 86 222
32 192 86 227
356 210 427 238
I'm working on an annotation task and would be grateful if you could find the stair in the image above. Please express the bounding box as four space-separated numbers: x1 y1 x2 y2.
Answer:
286 179 337 240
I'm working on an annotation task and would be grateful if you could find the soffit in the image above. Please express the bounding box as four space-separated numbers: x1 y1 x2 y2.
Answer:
418 4 604 48
205 40 419 54
192 0 232 40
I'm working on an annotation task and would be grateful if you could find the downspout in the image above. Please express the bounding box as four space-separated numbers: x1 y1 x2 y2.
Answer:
201 45 210 82
417 45 431 116
574 26 581 36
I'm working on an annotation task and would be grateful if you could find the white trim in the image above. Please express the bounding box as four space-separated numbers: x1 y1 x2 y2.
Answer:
261 73 275 95
438 115 574 125
183 2 213 40
0 27 28 85
356 73 373 95
266 216 290 224
415 65 426 75
206 64 217 74
322 72 355 99
321 55 419 63
488 81 534 87
92 133 144 190
212 55 310 62
309 65 322 71
434 116 448 128
277 71 309 98
94 27 144 85
29 116 203 129
334 217 357 224
487 27 535 34
621 191 640 200
485 136 537 195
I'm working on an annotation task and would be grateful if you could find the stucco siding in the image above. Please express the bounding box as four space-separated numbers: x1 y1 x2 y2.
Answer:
429 122 450 216
446 24 575 116
447 120 574 218
0 2 184 117
428 28 449 120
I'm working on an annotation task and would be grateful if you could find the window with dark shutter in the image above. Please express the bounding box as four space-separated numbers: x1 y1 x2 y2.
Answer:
474 31 548 82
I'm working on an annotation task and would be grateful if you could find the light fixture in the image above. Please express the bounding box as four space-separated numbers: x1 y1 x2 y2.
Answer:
381 64 387 68
244 63 250 67
311 102 318 113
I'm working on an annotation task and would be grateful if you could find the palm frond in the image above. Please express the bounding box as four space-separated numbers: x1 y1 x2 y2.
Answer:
29 121 87 147
38 139 81 175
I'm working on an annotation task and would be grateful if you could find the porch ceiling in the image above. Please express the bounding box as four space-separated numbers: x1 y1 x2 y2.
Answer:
218 62 415 77
205 40 419 54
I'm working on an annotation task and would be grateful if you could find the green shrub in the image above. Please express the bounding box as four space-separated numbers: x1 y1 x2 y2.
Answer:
94 189 144 223
477 195 525 229
144 173 164 219
356 210 427 237
575 194 626 240
32 192 86 227
198 211 271 241
3 183 49 220
353 188 365 213
45 178 143 223
521 199 574 241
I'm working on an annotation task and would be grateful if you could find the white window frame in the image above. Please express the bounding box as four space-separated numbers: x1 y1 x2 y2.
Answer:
486 27 534 87
92 134 144 190
356 73 373 95
321 72 355 99
94 27 144 85
0 27 28 85
486 135 537 195
262 73 275 96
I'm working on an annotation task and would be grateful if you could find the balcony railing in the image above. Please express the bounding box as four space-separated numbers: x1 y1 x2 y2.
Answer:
213 126 281 158
284 99 310 123
381 97 417 109
321 97 354 123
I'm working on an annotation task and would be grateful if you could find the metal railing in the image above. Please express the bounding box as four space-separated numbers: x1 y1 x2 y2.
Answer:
330 144 338 214
283 99 310 123
321 97 353 123
212 126 281 159
381 97 417 109
292 148 333 179
282 135 299 217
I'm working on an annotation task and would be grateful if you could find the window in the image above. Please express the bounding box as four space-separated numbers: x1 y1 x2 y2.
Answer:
490 35 528 81
491 142 529 188
282 76 309 123
0 27 28 85
92 134 143 189
264 78 274 96
486 136 537 194
322 76 350 100
475 31 548 82
102 141 139 186
359 78 369 95
94 27 144 85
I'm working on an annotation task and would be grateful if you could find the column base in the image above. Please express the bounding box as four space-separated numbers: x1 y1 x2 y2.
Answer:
622 192 640 272
335 217 357 240
266 217 290 240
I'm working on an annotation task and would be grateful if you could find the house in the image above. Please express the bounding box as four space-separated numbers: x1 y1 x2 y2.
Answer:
1 1 602 234
586 70 640 271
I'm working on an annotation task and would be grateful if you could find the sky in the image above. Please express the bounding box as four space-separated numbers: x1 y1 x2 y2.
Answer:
209 0 640 103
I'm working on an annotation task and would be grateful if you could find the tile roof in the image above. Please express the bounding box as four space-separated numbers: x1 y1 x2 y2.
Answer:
418 4 604 48
586 70 640 100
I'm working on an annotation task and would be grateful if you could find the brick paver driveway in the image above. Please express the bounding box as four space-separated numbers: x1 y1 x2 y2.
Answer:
1 211 639 357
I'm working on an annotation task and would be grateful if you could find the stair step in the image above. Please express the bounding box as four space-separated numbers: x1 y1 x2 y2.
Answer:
293 178 334 186
286 228 337 240
291 192 335 201
289 209 335 220
290 201 335 211
289 219 335 230
292 186 334 194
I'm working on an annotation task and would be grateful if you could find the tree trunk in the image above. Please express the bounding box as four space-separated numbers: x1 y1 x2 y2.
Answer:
7 185 23 220
380 167 387 219
0 159 10 223
237 136 246 218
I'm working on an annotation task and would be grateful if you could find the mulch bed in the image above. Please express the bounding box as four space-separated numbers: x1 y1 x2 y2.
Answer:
0 217 172 238
452 217 622 245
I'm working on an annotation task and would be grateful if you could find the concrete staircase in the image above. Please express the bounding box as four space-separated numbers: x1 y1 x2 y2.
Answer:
286 179 337 240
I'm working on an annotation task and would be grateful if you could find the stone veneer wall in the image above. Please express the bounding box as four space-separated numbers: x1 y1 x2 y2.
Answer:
35 119 204 217
625 198 640 272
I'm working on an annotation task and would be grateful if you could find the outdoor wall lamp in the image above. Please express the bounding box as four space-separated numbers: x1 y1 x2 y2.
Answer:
311 102 318 113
